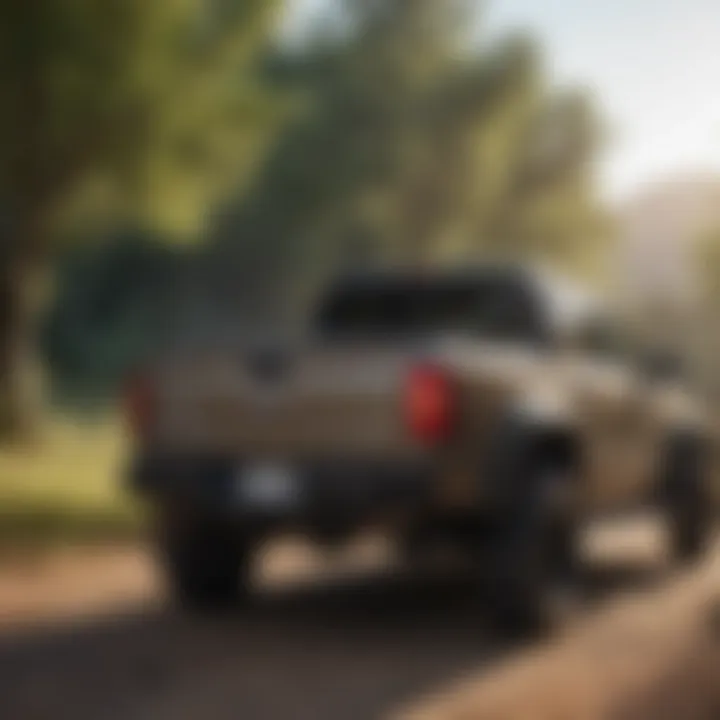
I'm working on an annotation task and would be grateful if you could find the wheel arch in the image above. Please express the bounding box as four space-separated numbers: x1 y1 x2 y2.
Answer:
484 412 583 507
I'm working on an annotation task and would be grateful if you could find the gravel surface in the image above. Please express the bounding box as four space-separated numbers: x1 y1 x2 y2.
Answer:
0 524 715 720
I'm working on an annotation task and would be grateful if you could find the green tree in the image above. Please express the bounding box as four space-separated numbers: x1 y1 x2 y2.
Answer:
44 231 192 405
0 0 280 436
209 0 476 319
209 0 608 325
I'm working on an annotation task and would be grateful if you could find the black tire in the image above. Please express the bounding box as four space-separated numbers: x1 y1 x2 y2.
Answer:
159 518 250 612
671 509 706 562
665 437 710 563
487 461 577 637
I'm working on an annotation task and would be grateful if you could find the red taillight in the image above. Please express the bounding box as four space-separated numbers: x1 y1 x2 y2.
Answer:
404 364 456 446
123 371 156 440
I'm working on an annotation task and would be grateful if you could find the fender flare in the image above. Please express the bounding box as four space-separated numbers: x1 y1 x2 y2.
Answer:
483 409 581 507
660 429 708 501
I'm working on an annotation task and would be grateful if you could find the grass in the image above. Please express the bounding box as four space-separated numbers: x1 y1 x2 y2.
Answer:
0 419 142 549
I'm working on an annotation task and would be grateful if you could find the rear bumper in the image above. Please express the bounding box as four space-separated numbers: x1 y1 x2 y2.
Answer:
128 453 435 527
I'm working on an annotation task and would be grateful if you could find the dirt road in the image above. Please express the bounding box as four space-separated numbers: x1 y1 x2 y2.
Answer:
0 523 716 720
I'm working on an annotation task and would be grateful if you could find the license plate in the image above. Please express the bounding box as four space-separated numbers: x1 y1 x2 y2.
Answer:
236 463 299 509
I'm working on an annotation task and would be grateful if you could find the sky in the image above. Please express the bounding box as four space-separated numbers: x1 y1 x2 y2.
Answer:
284 0 720 203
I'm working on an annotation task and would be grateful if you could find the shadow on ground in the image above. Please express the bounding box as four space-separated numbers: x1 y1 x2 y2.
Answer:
0 559 664 720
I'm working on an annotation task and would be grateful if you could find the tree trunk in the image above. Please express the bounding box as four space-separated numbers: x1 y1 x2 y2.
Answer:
0 246 46 441
2 1 54 441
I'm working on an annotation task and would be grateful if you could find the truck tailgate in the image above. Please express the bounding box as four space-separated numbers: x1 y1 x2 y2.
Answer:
152 346 423 459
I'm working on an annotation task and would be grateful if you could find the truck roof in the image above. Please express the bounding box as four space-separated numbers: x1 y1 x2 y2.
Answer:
327 264 605 339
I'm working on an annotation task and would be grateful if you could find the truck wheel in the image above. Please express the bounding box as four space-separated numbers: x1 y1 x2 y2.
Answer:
665 439 710 564
159 519 250 611
488 461 576 636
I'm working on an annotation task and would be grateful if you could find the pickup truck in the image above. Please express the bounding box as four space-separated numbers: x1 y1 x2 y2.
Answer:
126 265 713 629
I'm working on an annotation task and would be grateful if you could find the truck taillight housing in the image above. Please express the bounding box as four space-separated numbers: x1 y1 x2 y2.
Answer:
404 364 456 446
123 371 156 440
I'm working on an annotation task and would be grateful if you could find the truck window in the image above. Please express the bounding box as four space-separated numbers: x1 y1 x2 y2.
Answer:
315 276 546 344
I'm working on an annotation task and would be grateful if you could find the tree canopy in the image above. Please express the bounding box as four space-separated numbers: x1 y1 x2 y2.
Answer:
3 0 612 420
207 0 609 325
0 0 281 434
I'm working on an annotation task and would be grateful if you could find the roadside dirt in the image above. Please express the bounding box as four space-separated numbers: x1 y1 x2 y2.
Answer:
0 522 716 720
398 545 720 720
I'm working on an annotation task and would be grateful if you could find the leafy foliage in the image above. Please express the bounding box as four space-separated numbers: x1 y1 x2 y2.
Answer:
28 0 610 405
44 232 191 403
205 0 608 325
0 0 281 434
0 0 282 238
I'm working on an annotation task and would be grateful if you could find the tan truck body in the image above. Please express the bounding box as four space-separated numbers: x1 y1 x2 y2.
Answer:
129 267 713 620
147 335 705 515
